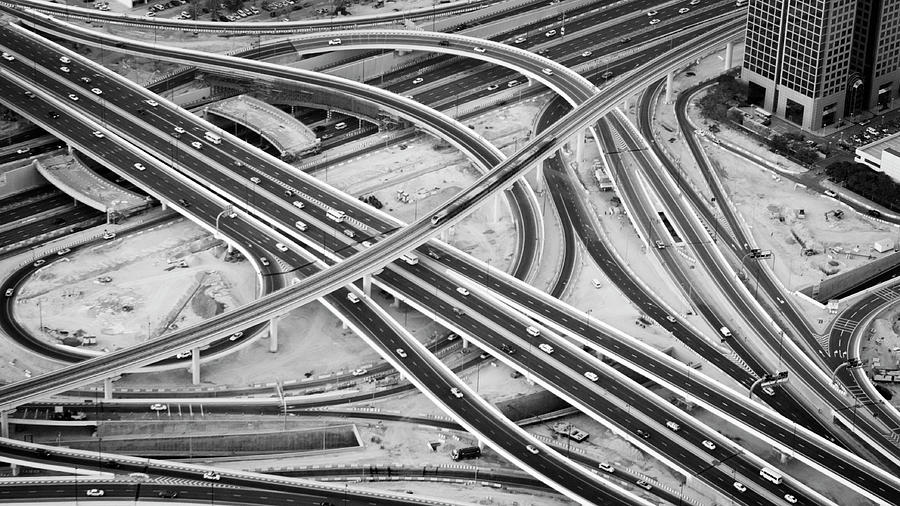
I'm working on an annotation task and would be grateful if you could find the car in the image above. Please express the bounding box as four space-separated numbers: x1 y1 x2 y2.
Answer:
275 242 289 252
824 189 838 197
507 80 520 87
229 331 243 341
598 462 614 473
177 199 190 208
636 429 650 439
15 148 30 154
702 440 716 450
636 480 652 490
678 7 690 13
396 348 407 358
250 176 261 184
80 76 92 84
525 444 539 454
259 257 270 266
646 10 658 16
351 368 367 376
150 403 167 411
5 289 14 297
86 489 104 497
91 88 102 95
450 387 464 398
655 240 666 249
456 287 470 296
619 36 632 44
57 248 71 256
473 46 486 53
59 66 70 73
133 162 146 171
292 201 305 209
176 350 191 359
541 68 553 75
174 126 186 134
690 0 701 3
784 494 797 504
762 386 776 396
649 18 660 24
412 77 424 84
47 111 60 119
544 29 556 37
538 343 554 354
158 490 178 499
92 130 105 138
343 229 355 238
733 481 747 492
24 91 36 99
68 93 79 101
581 50 593 57
486 84 499 91
102 232 116 240
1 52 14 61
666 315 676 323
584 371 599 382
591 278 602 288
334 122 347 130
601 71 614 79
719 326 732 338
446 333 458 341
514 36 526 43
346 291 360 304
145 99 159 107
867 209 882 218
202 471 220 481
666 420 680 431
33 259 45 267
60 56 71 63
191 141 202 149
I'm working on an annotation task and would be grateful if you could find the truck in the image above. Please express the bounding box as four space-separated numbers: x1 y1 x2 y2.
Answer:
451 446 481 461
203 131 222 144
551 422 589 442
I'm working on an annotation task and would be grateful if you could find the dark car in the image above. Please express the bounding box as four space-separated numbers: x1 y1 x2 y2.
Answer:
158 490 178 499
867 209 882 218
636 429 650 439
47 111 60 119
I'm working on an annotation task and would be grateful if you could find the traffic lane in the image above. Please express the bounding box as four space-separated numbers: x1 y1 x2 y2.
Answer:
376 267 783 506
0 206 100 248
0 193 73 227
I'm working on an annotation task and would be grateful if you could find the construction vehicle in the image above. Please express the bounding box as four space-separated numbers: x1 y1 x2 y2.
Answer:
824 209 844 221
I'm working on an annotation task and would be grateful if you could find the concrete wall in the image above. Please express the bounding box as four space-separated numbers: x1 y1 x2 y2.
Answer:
0 160 48 199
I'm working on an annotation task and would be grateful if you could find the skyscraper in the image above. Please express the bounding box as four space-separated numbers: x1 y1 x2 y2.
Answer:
742 0 900 132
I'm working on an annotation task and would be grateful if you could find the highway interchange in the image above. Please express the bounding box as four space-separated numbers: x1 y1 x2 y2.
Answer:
1 0 900 504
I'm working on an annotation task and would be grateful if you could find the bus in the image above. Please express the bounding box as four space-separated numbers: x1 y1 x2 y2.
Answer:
204 131 222 144
451 446 481 461
326 209 346 223
759 467 783 484
431 210 448 226
401 253 419 265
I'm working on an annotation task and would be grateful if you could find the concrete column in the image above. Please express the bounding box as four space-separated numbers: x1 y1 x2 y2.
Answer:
160 201 167 211
724 41 734 69
778 451 790 464
575 129 585 165
492 194 501 223
461 337 469 349
392 296 401 308
665 71 674 104
191 347 201 385
103 378 113 400
363 275 372 297
226 242 233 253
622 96 629 110
1 410 9 438
477 438 485 450
269 317 279 353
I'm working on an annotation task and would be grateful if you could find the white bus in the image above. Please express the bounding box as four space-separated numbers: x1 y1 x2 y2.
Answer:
401 253 419 265
759 467 783 485
204 131 222 144
326 209 346 223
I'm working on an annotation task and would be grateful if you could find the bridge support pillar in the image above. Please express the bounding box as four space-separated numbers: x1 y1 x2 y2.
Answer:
160 201 167 211
477 439 485 450
191 347 201 385
226 242 233 253
778 451 791 465
461 337 469 349
363 275 372 297
575 129 585 167
269 316 279 353
492 194 501 224
103 377 113 400
326 109 333 121
392 296 401 308
1 411 17 476
665 71 674 104
724 41 734 69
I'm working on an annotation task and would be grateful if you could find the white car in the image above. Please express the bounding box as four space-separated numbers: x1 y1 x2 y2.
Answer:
514 36 526 44
678 7 690 13
646 10 658 16
649 18 661 24
92 131 105 138
145 99 159 107
334 122 347 130
91 88 102 95
584 371 599 382
68 94 79 101
486 84 499 91
450 387 464 398
102 232 116 240
292 201 305 209
176 350 191 359
538 343 554 354
507 80 520 87
229 331 243 341
86 489 104 497
346 292 360 304
60 56 71 63
59 66 70 73
824 189 838 197
412 77 424 84
733 481 747 492
666 315 676 323
275 242 289 252
636 480 652 491
690 0 700 4
191 141 203 149
174 127 186 134
361 241 373 248
5 289 13 297
133 162 146 171
784 494 797 504
591 278 602 288
581 50 593 57
16 148 29 154
259 257 270 266
1 52 14 61
351 368 367 376
250 177 261 184
456 287 470 296
202 471 220 481
56 248 71 256
473 47 486 53
525 444 539 454
396 348 407 358
544 29 556 37
541 68 553 75
598 462 614 473
33 259 45 267
149 403 167 411
702 440 716 450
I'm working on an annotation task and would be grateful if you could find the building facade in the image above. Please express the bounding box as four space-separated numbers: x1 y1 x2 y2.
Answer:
742 0 900 132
